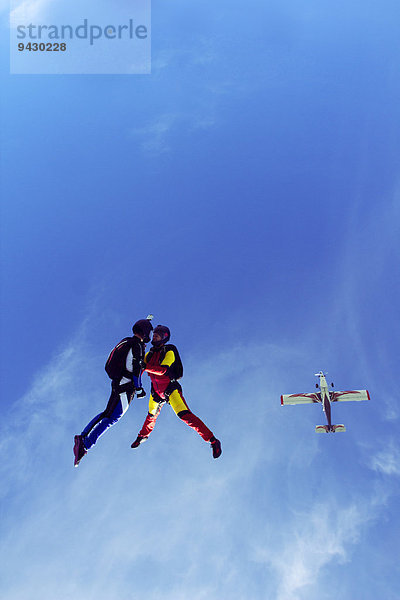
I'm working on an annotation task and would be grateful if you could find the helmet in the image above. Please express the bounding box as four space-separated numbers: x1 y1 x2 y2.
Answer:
132 318 153 343
152 325 170 347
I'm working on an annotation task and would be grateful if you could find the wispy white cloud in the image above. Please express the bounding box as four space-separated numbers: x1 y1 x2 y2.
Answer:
129 106 219 156
252 499 378 600
131 113 178 155
369 439 400 476
129 35 241 155
0 322 101 501
329 182 400 426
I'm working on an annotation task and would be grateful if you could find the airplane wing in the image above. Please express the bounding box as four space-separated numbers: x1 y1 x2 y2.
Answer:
331 390 370 402
281 392 320 405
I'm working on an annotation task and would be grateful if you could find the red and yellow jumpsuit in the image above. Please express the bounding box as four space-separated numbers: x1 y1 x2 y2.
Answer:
138 345 214 442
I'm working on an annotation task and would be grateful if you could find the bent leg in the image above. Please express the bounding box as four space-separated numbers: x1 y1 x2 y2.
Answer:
82 389 130 450
168 389 214 442
81 412 104 440
138 395 163 438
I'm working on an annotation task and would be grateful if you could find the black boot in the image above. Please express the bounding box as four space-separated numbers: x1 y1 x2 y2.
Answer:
131 435 147 449
210 437 222 459
73 435 87 467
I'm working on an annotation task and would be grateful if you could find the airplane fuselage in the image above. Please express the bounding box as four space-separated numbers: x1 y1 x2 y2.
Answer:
316 372 332 429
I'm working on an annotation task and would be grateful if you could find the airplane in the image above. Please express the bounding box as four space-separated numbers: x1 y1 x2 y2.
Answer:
281 371 370 433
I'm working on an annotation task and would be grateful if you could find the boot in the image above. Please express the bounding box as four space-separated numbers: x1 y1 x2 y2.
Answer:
210 437 222 459
131 435 148 449
73 435 87 467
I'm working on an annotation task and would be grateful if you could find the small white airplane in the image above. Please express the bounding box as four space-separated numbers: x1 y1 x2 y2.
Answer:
281 371 370 433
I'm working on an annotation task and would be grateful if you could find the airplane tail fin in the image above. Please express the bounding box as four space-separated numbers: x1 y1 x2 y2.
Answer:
315 424 346 433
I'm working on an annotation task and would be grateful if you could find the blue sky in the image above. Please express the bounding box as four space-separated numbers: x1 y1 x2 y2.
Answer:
1 1 400 599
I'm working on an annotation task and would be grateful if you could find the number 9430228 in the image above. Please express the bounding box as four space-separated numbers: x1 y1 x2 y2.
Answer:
18 42 67 51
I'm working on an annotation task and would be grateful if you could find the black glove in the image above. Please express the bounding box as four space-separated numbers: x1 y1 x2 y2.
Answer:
136 387 146 398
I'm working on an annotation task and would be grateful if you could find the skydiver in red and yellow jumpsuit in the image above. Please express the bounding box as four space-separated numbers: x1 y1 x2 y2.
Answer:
131 325 222 459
